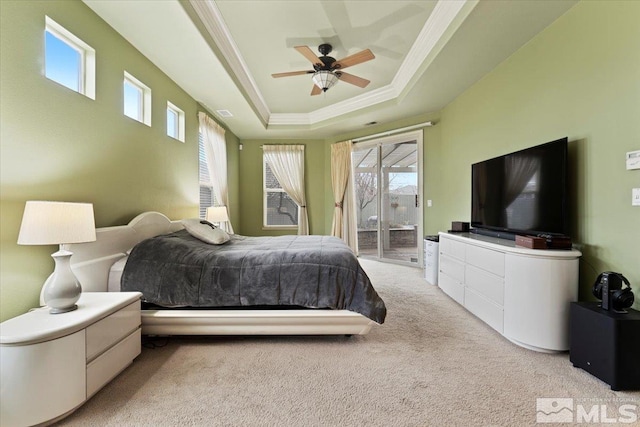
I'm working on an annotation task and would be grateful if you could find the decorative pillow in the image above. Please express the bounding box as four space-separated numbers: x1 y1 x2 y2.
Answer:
181 218 230 244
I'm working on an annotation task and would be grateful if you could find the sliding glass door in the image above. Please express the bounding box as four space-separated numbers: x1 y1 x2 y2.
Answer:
352 131 423 266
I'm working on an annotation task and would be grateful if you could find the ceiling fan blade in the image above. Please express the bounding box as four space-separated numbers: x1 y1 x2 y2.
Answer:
333 49 375 69
311 85 322 96
295 46 323 66
272 70 313 78
337 72 370 88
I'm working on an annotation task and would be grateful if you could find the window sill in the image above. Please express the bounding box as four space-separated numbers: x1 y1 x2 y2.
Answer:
262 226 298 231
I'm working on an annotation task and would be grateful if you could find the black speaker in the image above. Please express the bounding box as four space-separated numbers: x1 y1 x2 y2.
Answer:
570 302 640 390
592 272 634 312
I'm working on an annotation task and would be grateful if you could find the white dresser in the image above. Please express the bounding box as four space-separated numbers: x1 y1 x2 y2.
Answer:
0 292 142 427
438 232 581 352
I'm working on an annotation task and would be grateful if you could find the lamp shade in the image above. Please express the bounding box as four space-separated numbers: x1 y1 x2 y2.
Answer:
206 206 229 223
18 201 96 245
312 70 339 92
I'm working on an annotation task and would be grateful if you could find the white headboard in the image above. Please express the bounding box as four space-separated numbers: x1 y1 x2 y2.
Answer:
42 212 183 302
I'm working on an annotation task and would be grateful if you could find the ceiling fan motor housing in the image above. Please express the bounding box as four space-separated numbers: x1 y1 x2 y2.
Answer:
315 57 337 71
315 44 339 71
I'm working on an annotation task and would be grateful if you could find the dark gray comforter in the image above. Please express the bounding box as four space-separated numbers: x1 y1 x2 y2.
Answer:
121 230 386 324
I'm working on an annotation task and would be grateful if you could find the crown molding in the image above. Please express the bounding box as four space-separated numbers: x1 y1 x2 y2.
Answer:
189 0 271 125
392 0 472 90
269 84 399 127
191 0 475 128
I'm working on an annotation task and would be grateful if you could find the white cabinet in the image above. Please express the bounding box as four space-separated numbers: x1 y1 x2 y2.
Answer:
424 238 439 285
0 292 142 427
437 232 580 352
0 331 86 427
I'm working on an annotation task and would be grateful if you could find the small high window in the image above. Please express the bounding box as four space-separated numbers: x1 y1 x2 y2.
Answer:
45 16 95 99
167 101 185 142
123 71 151 126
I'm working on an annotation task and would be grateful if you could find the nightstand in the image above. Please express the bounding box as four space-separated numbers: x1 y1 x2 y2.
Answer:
0 292 142 427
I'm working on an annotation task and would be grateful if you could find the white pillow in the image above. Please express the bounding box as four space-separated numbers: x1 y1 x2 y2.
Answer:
181 218 230 244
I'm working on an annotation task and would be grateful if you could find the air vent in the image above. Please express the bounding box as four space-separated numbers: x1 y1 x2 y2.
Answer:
216 109 233 118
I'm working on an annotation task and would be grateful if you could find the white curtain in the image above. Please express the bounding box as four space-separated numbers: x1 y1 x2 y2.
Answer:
263 145 309 235
198 112 234 234
331 140 358 253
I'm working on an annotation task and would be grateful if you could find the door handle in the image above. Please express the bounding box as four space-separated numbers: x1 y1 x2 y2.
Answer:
415 195 419 208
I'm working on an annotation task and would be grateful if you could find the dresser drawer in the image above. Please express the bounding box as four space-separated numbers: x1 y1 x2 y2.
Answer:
86 300 140 362
439 254 465 283
86 327 141 398
438 272 464 305
439 236 465 261
465 264 504 306
465 288 504 334
466 244 505 277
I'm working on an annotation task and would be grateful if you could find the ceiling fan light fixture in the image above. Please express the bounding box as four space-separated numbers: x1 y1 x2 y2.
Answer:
312 70 339 92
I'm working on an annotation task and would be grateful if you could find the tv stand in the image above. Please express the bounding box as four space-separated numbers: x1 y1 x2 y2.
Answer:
438 232 581 352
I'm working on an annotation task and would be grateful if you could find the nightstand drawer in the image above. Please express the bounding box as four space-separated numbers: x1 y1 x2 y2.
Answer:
86 300 140 362
87 327 141 398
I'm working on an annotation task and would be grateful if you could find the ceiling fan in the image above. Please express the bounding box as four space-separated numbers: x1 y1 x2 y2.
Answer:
272 44 375 96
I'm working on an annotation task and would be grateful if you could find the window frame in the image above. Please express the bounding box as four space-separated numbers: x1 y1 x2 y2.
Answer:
166 101 185 142
44 16 96 99
262 157 298 229
123 71 151 126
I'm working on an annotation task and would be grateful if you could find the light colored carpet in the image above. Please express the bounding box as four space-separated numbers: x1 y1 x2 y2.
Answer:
57 259 639 426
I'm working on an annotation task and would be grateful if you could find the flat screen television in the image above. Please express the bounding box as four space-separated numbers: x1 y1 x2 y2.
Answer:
471 137 569 239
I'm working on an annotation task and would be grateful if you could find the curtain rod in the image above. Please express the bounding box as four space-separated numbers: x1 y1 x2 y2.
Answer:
259 144 306 148
352 121 434 143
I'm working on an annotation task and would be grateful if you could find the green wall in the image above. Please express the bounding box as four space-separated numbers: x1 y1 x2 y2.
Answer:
236 114 440 239
436 0 640 307
237 0 639 310
238 139 326 236
322 112 442 237
3 0 638 321
0 1 239 320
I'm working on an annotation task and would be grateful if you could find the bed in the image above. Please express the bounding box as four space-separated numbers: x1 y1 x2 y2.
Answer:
58 212 386 336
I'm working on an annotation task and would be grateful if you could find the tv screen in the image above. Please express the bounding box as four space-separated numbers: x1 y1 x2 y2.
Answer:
471 137 568 238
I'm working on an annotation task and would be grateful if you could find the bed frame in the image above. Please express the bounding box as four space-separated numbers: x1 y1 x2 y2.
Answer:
59 212 377 336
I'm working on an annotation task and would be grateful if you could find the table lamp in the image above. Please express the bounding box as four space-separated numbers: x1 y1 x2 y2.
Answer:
17 201 96 314
206 206 229 227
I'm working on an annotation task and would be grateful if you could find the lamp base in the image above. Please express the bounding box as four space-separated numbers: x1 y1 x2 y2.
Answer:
43 249 82 315
49 304 78 314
